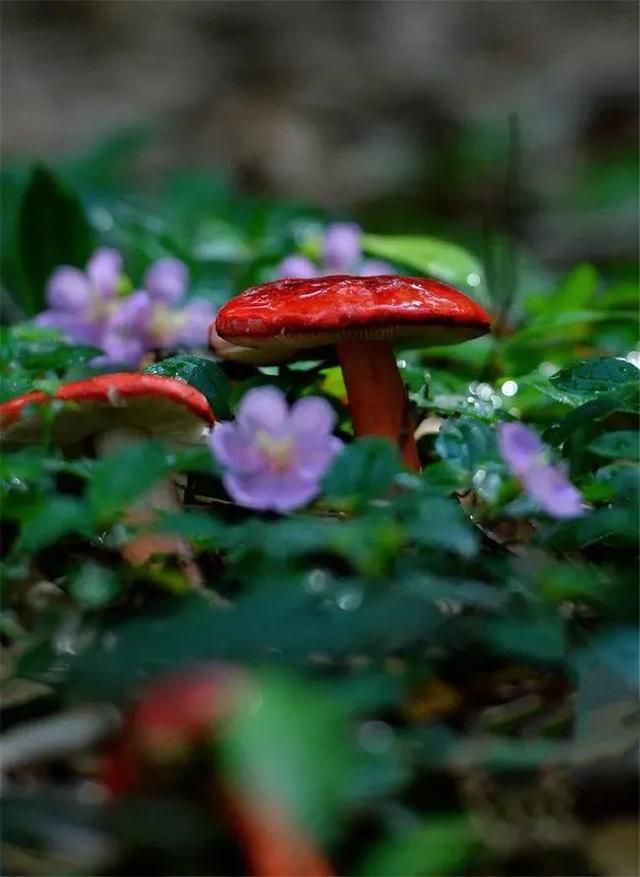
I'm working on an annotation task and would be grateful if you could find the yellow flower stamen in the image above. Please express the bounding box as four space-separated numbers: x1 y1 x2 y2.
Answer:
254 430 294 471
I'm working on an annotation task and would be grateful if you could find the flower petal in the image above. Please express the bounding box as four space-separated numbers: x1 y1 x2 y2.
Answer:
177 298 217 347
35 310 102 346
498 422 546 476
223 469 319 512
290 396 336 438
144 258 189 304
522 464 584 520
109 291 152 333
323 223 362 272
236 386 289 436
277 255 318 279
294 435 343 480
359 259 394 277
209 422 263 473
45 267 91 311
99 333 146 367
87 248 123 298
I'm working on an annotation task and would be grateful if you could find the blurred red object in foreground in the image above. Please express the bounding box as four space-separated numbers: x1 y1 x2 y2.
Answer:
101 665 333 877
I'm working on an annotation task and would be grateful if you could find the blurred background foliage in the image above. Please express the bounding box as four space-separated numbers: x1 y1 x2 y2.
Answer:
1 2 639 876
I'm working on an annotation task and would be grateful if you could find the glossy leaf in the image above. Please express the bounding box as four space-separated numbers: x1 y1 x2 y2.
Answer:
145 354 231 420
550 357 639 399
17 165 94 316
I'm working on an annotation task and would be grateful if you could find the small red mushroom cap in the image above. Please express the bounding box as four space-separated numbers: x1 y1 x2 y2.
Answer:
215 274 491 350
0 373 214 447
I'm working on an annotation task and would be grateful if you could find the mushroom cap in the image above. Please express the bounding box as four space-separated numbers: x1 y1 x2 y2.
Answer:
0 373 214 449
215 274 491 350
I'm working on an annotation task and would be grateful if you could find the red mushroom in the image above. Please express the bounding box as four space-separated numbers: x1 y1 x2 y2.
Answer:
0 373 214 585
214 275 491 470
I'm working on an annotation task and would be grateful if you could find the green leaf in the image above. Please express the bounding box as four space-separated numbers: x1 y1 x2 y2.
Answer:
526 264 598 316
406 497 478 558
68 561 121 608
17 496 89 552
435 416 502 480
361 814 477 877
362 233 485 297
145 354 230 420
87 439 170 522
545 505 639 550
589 431 639 461
544 393 637 446
322 438 402 502
17 165 94 316
219 670 353 843
591 463 639 503
550 357 639 399
2 328 102 373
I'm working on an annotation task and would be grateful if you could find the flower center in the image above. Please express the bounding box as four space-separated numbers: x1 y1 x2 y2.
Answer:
254 430 294 471
89 294 115 324
150 305 181 346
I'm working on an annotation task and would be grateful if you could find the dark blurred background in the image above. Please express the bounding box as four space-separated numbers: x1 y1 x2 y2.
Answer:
2 0 638 269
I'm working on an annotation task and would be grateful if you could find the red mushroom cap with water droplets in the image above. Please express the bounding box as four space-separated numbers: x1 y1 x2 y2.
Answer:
215 274 491 349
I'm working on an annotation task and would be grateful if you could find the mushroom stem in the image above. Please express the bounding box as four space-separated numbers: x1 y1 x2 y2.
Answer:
94 429 203 587
336 339 420 471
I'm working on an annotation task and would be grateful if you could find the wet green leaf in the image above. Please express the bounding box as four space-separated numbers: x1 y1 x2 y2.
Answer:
145 354 231 420
435 416 501 480
550 357 639 399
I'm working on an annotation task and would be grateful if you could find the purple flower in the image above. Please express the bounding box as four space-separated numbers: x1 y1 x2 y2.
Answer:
144 258 189 305
175 298 217 347
36 251 216 367
277 222 393 279
36 248 122 346
100 291 152 366
497 422 584 519
209 386 343 512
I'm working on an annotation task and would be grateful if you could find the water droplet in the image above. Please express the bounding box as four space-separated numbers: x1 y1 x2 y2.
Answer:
476 382 493 401
467 272 481 288
501 380 518 397
625 350 640 368
472 469 486 487
307 568 329 594
337 586 363 611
